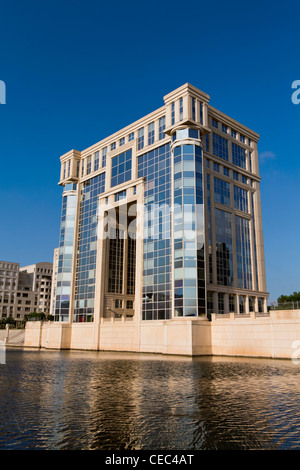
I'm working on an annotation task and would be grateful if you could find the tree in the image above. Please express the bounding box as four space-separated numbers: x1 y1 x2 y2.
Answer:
277 291 300 303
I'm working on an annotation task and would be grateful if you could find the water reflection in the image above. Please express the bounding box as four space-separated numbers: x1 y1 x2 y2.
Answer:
0 349 300 450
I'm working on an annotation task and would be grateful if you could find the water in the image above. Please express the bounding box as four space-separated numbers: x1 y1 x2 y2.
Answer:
1 348 300 450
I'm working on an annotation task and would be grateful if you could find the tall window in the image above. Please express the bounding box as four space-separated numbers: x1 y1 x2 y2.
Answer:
212 133 229 161
171 102 175 125
148 122 155 145
215 208 233 286
214 177 230 206
94 151 100 172
192 98 196 121
86 155 91 175
159 116 166 140
102 147 107 167
232 143 246 169
234 186 248 213
138 128 144 150
235 216 252 289
111 149 132 187
179 98 183 121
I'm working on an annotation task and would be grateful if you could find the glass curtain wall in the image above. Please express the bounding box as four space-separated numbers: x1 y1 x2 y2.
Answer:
173 129 205 317
55 185 77 322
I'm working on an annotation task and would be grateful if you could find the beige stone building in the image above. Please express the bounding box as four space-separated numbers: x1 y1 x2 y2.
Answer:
0 261 53 323
37 83 270 353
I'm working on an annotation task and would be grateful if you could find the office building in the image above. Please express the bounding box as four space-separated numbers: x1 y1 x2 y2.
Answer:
43 83 268 353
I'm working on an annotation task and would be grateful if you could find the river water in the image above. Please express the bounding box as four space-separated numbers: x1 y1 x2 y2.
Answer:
0 348 300 450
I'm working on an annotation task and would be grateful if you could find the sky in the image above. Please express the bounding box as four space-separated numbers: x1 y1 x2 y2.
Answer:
0 0 299 302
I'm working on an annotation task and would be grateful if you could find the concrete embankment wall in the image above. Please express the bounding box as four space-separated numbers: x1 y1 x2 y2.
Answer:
0 329 25 346
23 310 300 360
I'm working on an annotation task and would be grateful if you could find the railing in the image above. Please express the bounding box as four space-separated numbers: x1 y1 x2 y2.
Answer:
269 301 300 311
213 311 270 320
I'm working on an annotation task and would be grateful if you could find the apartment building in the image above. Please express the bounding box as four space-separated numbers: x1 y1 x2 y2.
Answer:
0 261 53 322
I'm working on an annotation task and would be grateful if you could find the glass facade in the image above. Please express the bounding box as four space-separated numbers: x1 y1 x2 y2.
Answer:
173 140 205 317
215 208 233 286
232 143 246 169
138 144 172 320
73 173 105 322
214 177 230 206
159 116 166 140
235 215 252 289
55 188 77 322
212 133 229 161
111 149 132 188
234 186 249 213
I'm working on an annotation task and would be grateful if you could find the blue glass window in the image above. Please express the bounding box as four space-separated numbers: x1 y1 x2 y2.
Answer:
119 137 125 146
192 98 196 121
138 128 144 150
212 118 218 128
240 135 245 143
223 167 229 177
102 147 107 167
232 143 246 169
214 177 230 206
235 215 252 289
86 155 91 175
234 186 248 213
231 130 237 138
215 208 233 286
138 144 172 321
115 189 126 201
179 98 183 121
222 124 228 133
94 151 100 172
213 162 219 172
233 171 239 181
212 133 229 161
199 101 203 125
159 116 166 140
73 173 106 322
111 142 116 151
148 122 155 145
111 149 132 187
128 132 134 142
171 102 175 125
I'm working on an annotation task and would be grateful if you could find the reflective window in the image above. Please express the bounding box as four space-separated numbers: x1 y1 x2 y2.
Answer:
199 101 203 125
179 98 183 121
223 167 229 177
73 173 106 322
232 143 246 169
212 133 229 161
111 149 132 188
192 98 196 121
94 151 100 172
86 155 91 175
171 102 175 125
102 147 107 167
214 177 230 206
213 162 219 172
233 171 239 181
148 122 155 145
111 142 116 151
222 124 228 133
119 137 125 146
212 118 218 128
159 116 166 140
235 215 252 289
128 132 134 142
215 208 233 286
115 189 126 201
138 144 172 320
234 186 248 213
138 128 144 150
240 134 245 143
231 130 237 138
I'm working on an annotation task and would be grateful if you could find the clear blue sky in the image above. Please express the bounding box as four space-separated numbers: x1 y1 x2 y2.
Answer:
0 0 299 302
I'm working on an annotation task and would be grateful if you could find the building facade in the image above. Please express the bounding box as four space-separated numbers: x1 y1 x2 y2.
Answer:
0 261 53 322
52 83 268 346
